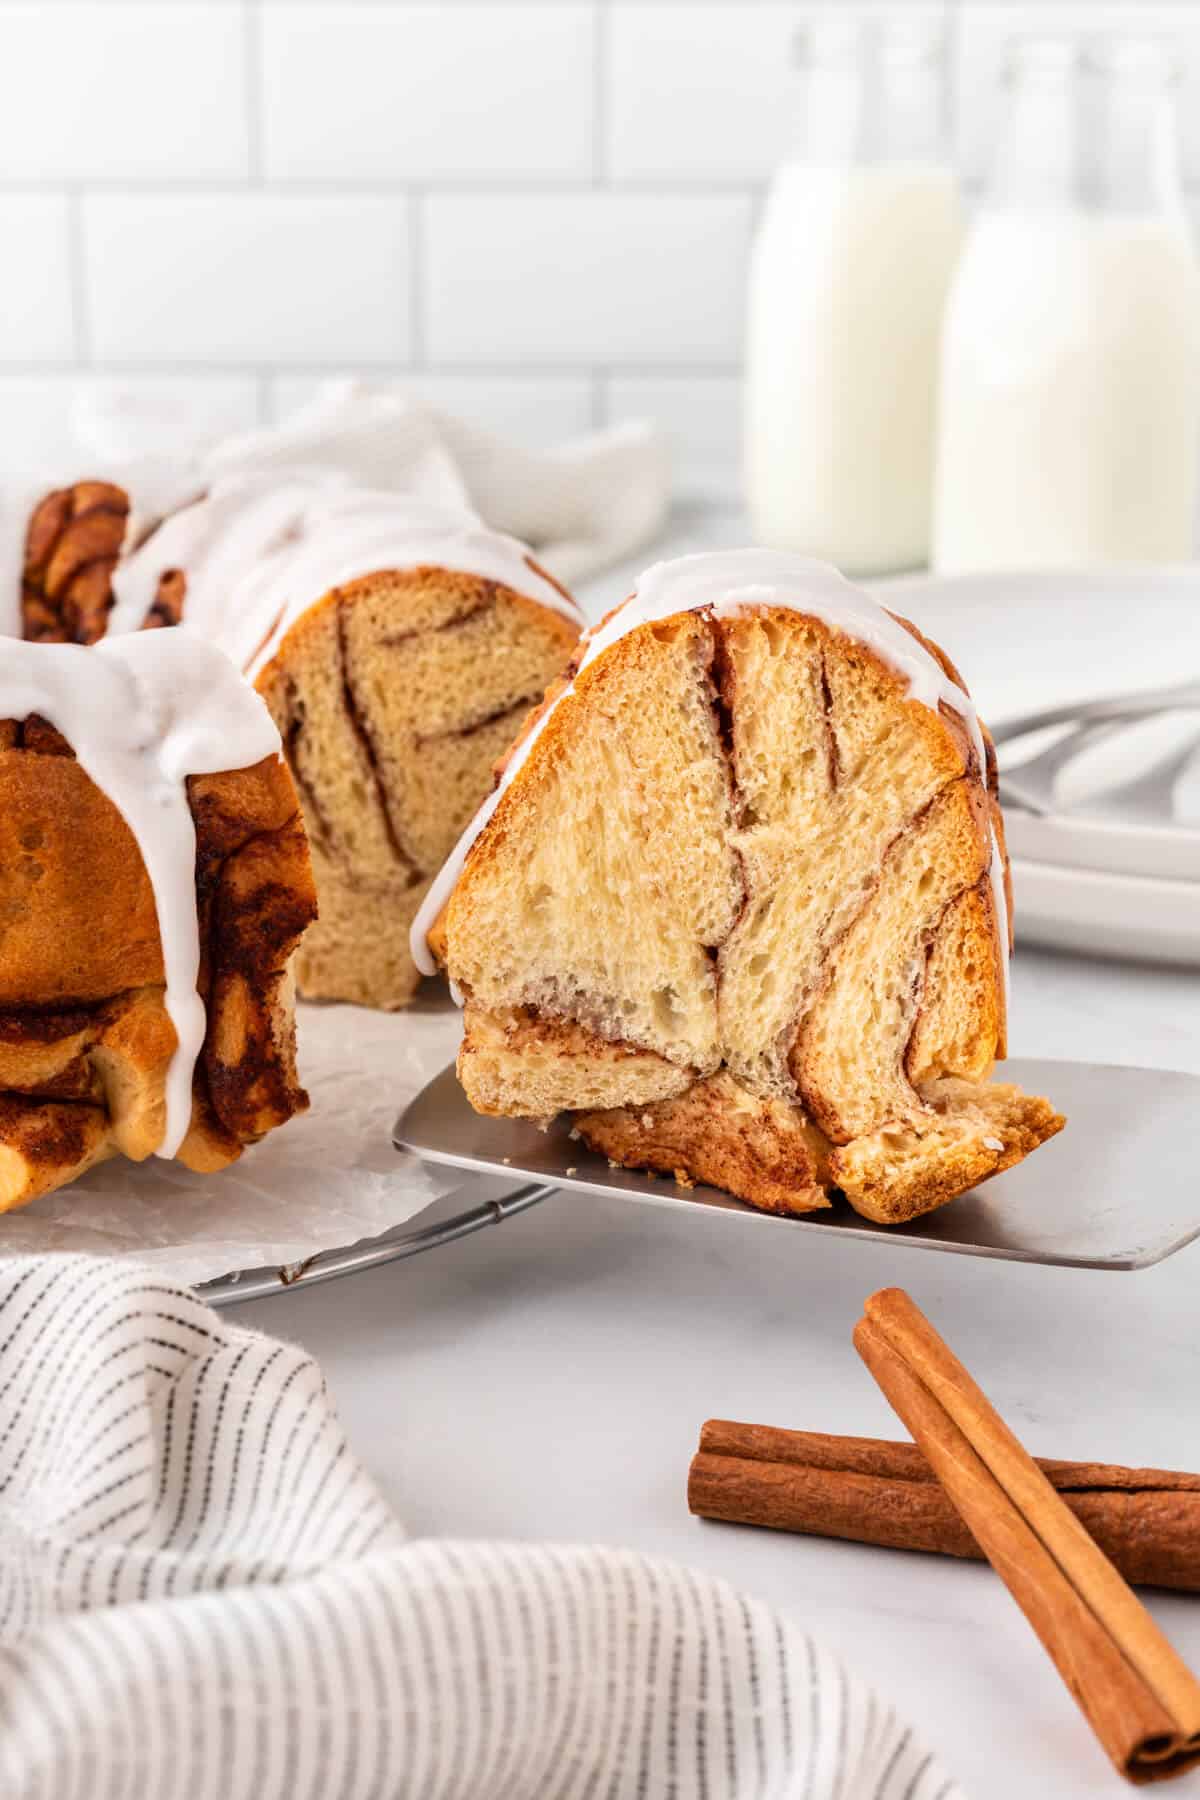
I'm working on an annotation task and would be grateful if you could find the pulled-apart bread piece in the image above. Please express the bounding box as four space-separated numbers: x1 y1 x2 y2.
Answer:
12 476 582 1008
0 631 316 1211
416 550 1063 1226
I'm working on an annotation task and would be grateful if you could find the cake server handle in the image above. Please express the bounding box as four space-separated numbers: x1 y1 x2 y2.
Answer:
198 1181 556 1308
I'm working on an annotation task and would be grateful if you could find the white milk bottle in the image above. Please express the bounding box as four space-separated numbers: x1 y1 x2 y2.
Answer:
934 37 1200 571
744 17 961 575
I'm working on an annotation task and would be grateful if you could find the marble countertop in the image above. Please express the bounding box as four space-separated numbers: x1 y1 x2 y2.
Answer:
234 948 1200 1800
234 518 1200 1798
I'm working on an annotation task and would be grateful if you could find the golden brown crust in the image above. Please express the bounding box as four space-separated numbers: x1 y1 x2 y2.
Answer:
830 1081 1066 1224
21 481 190 644
576 1069 1065 1227
0 1092 115 1207
22 482 129 644
576 1072 831 1213
0 720 317 1211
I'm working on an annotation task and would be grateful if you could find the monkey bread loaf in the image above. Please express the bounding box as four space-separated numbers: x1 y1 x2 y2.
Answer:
416 550 1063 1226
12 475 583 1009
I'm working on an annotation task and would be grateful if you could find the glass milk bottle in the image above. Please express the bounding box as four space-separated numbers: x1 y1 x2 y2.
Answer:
934 38 1200 571
744 17 961 575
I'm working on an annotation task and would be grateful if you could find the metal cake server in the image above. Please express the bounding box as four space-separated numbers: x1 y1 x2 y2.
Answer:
195 1056 1200 1307
391 1057 1200 1274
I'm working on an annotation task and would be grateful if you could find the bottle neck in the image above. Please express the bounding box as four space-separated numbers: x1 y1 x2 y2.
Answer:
796 35 949 167
987 45 1184 215
1097 75 1181 212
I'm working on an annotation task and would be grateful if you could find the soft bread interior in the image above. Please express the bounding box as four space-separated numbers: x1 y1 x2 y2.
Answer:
446 606 1062 1225
716 613 968 1099
450 614 742 1070
255 569 579 1009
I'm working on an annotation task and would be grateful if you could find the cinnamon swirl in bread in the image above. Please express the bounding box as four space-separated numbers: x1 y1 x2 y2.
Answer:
12 476 582 1009
416 550 1063 1226
0 631 316 1210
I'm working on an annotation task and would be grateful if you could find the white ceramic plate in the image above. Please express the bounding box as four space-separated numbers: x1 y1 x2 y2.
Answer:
1004 808 1200 883
873 567 1200 962
873 564 1200 728
1009 856 1200 966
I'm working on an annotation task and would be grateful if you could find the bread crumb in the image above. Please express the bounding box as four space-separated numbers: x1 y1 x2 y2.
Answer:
673 1168 695 1189
982 1135 1004 1152
641 1113 654 1129
502 1155 511 1164
568 1126 580 1141
565 1165 578 1176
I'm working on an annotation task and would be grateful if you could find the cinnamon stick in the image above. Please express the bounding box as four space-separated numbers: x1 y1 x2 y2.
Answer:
688 1421 1200 1592
855 1287 1200 1785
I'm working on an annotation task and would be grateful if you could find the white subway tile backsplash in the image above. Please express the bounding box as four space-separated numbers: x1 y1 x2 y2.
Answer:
71 375 263 456
0 374 259 475
604 373 741 491
0 198 75 363
608 5 798 181
262 5 594 182
1 0 1197 486
83 195 411 363
954 3 1200 188
0 376 87 474
269 373 594 446
425 193 752 363
0 5 248 183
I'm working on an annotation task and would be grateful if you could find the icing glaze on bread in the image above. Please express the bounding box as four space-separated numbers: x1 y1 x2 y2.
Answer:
14 473 583 1010
107 476 582 674
0 630 281 1155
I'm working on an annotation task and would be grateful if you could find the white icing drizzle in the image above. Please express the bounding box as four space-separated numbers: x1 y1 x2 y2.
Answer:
107 474 583 678
409 548 1012 1018
0 630 282 1158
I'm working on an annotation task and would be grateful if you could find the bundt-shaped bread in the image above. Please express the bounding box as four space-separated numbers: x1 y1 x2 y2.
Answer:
12 477 582 1009
0 633 316 1211
425 551 1063 1226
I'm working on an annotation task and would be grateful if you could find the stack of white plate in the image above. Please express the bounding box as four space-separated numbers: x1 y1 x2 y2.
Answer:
877 567 1200 966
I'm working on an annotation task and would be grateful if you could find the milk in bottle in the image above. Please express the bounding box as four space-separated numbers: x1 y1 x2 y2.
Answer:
933 38 1200 571
744 17 961 575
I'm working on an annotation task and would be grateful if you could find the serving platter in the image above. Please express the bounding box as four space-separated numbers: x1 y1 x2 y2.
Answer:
874 566 1200 966
1008 856 1200 967
393 1056 1200 1274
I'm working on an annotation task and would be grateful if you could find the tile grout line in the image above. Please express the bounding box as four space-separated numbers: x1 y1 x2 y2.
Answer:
245 0 265 184
66 187 91 367
408 190 425 368
0 360 742 381
0 179 770 198
591 369 607 431
245 0 266 424
592 0 609 188
590 0 611 426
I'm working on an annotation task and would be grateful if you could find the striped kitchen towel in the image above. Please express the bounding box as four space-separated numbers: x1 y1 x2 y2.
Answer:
0 1256 963 1800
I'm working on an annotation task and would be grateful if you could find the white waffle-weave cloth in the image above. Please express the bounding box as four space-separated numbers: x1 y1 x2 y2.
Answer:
6 377 668 589
0 1255 963 1800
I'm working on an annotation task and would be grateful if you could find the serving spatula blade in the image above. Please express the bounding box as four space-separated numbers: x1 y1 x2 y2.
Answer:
395 1058 1200 1272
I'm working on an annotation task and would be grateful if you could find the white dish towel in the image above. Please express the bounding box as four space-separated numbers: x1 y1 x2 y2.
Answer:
0 1255 963 1800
